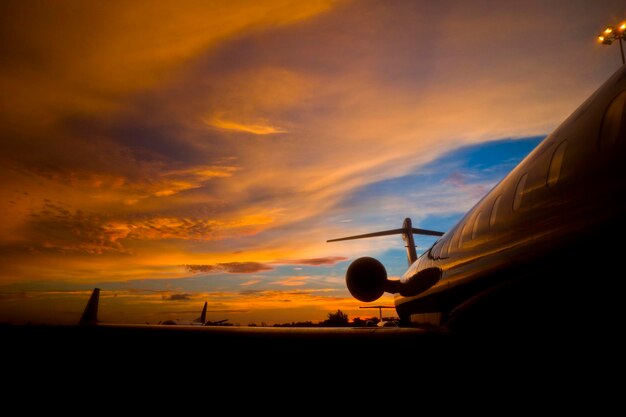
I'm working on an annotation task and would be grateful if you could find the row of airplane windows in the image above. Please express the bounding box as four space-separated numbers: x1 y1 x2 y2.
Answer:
431 137 567 260
430 89 626 260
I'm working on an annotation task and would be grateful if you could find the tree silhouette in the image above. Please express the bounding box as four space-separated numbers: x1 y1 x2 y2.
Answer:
320 309 349 327
273 321 315 327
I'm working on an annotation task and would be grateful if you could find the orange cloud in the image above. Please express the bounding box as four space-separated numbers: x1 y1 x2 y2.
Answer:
0 1 335 135
240 280 262 287
162 293 193 301
274 257 347 266
207 116 286 135
184 263 273 274
273 277 309 286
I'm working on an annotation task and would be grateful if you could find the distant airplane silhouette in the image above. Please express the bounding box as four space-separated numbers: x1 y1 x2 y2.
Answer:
359 305 398 327
78 288 100 326
330 65 626 333
158 301 208 326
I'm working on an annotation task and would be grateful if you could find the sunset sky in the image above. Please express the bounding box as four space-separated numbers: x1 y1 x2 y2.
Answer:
1 0 624 325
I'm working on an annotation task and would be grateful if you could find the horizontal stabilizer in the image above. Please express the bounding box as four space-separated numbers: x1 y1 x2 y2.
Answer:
327 218 444 265
327 227 443 243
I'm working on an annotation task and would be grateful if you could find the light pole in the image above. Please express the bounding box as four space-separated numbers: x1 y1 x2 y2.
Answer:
598 22 626 65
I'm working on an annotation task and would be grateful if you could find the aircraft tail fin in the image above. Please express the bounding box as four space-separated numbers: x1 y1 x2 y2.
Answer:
79 288 100 326
196 301 208 324
327 218 444 265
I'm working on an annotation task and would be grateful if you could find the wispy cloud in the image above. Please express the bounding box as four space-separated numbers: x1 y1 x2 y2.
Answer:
183 257 347 275
0 292 29 301
220 262 274 274
273 277 309 287
275 257 347 266
25 202 223 254
162 293 192 301
207 116 286 135
239 279 261 286
183 262 273 274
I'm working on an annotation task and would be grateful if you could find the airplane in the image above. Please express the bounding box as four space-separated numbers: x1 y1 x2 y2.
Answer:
329 64 626 334
78 288 228 327
78 287 100 326
158 301 208 326
358 305 399 327
359 306 398 327
204 318 231 326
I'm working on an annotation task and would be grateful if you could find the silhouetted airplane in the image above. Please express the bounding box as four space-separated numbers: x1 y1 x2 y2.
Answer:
159 302 208 326
78 287 100 326
204 319 230 326
329 65 626 332
359 305 398 327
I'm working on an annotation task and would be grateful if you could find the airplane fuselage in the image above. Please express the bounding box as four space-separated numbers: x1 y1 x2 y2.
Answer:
395 65 626 329
375 66 626 330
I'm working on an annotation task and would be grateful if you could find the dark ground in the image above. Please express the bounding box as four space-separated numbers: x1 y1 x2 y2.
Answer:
1 323 619 402
2 323 611 368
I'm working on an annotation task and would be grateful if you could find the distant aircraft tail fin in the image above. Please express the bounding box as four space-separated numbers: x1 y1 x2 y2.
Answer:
327 218 444 265
79 288 100 326
195 301 208 324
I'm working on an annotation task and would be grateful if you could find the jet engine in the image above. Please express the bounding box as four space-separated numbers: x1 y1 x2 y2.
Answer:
346 257 442 302
345 257 388 302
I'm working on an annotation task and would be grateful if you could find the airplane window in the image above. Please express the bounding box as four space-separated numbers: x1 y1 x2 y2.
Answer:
513 174 528 211
440 238 449 258
458 222 468 248
490 195 502 227
599 91 626 150
431 242 441 259
472 211 482 240
547 141 567 187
